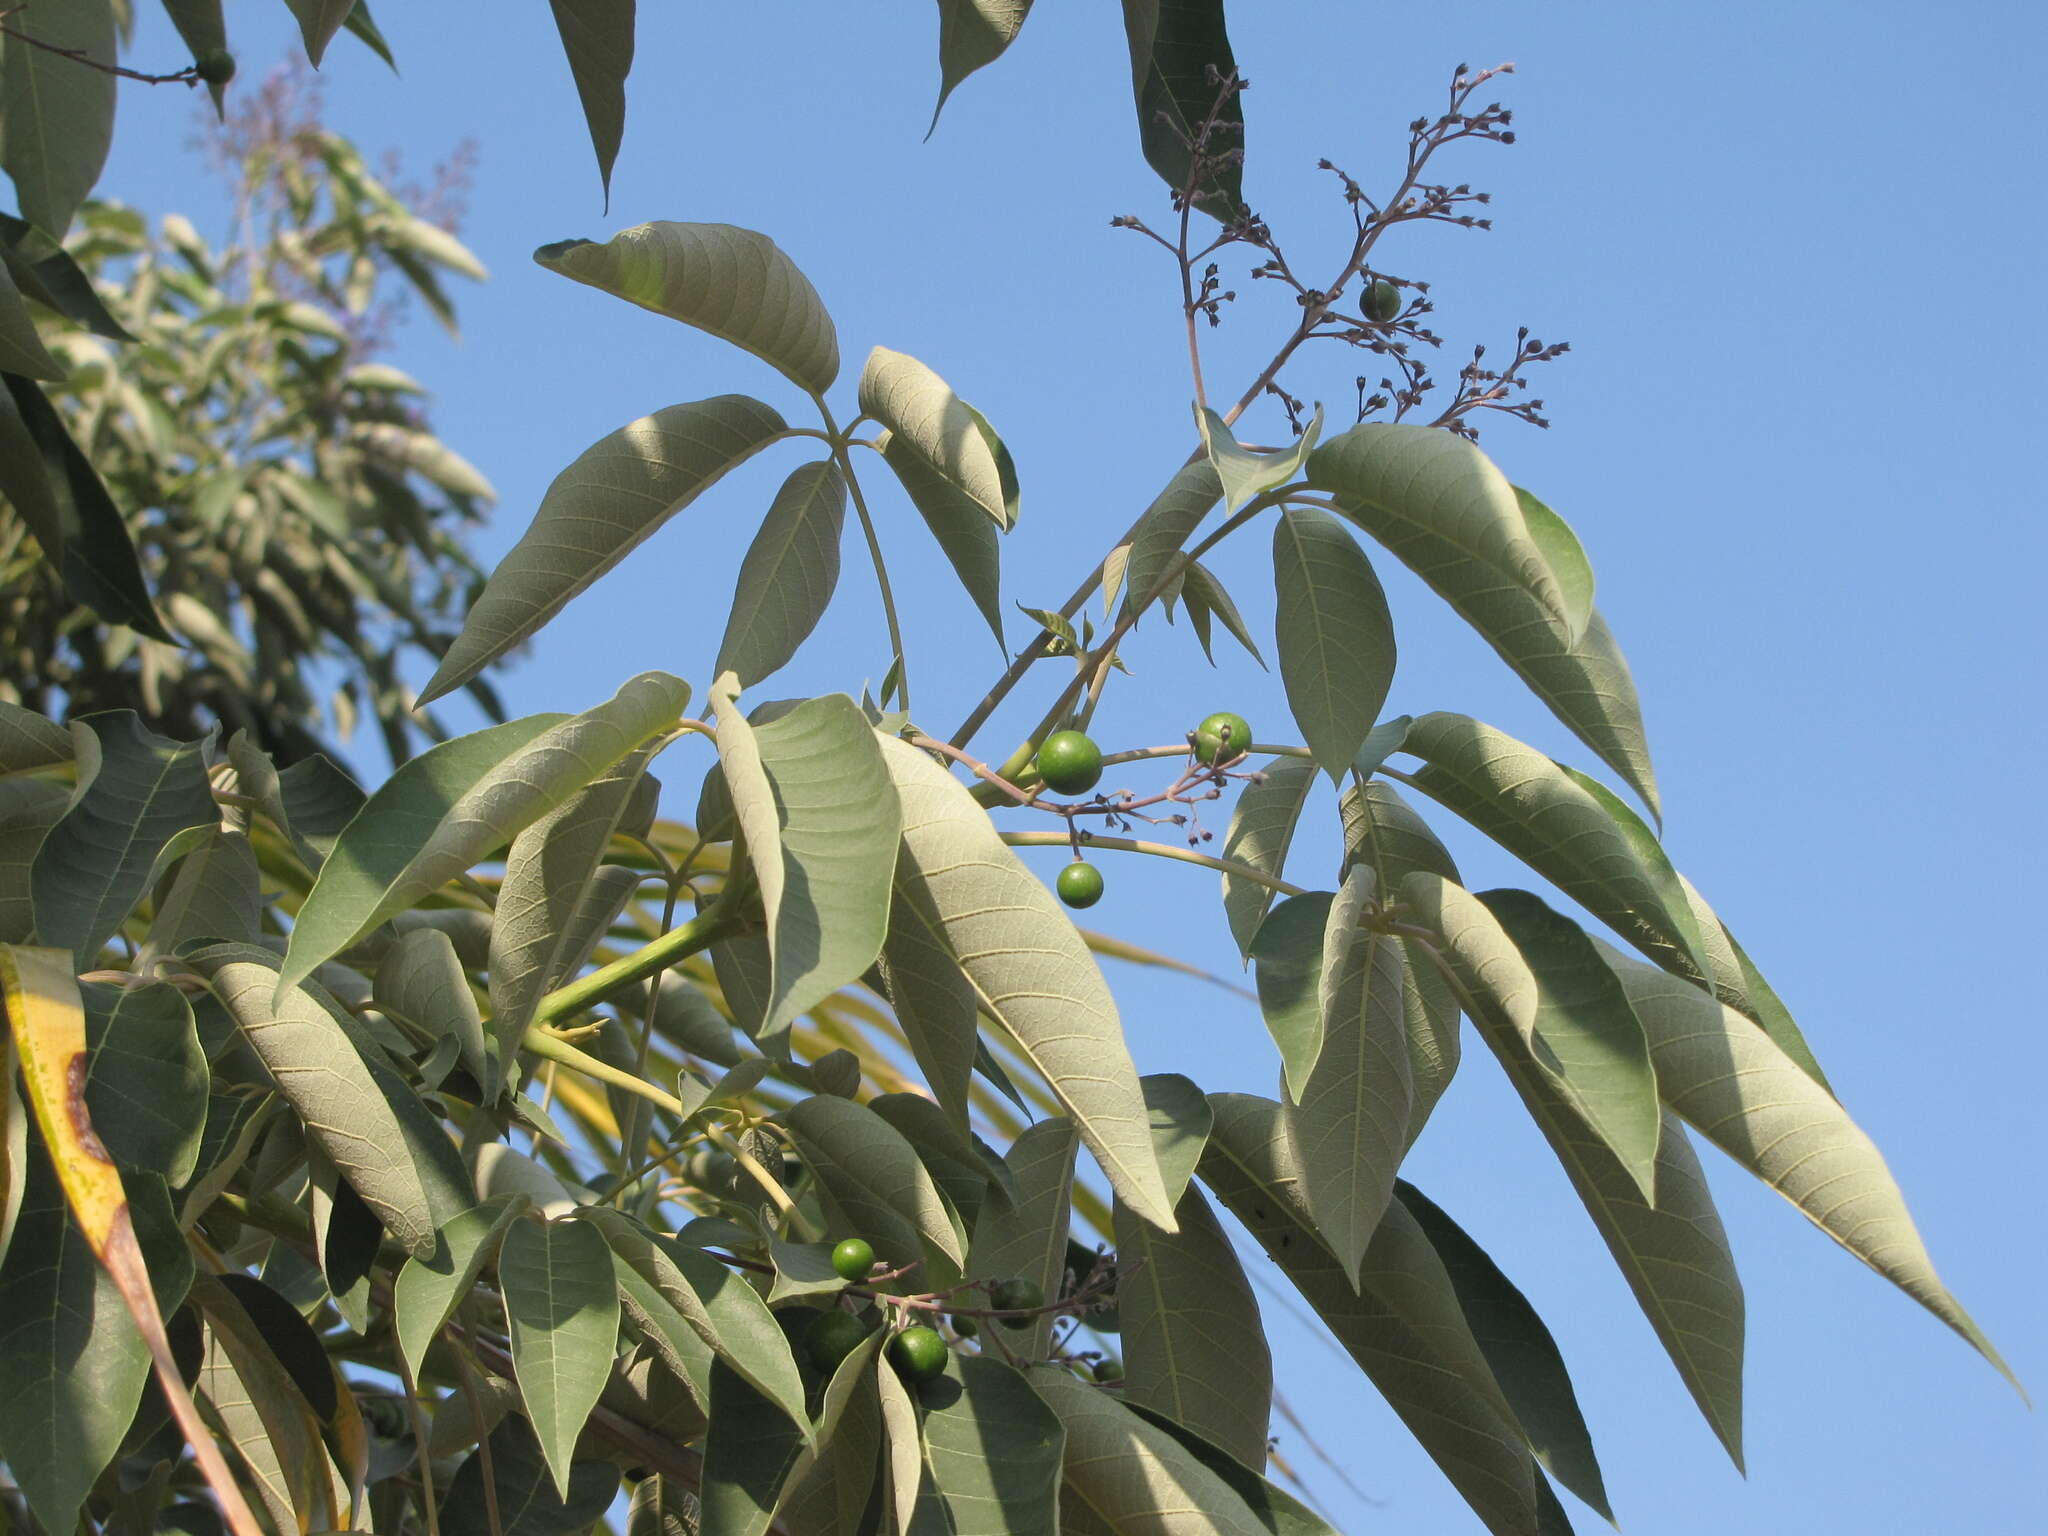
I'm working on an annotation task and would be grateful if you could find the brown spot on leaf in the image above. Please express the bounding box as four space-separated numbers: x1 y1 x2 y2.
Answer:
66 1051 113 1164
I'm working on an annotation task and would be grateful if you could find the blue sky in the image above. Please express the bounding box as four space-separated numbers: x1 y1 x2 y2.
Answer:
99 2 2044 1530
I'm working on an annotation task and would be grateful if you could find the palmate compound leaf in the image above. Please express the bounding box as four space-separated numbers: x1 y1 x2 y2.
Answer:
1271 505 1396 780
930 0 1037 130
419 396 791 703
876 734 1175 1229
861 347 1020 531
1601 947 2020 1392
1113 1182 1271 1472
712 684 902 1045
1030 1365 1270 1536
501 1215 622 1499
282 671 688 994
909 1354 1067 1536
1219 755 1318 960
716 459 848 688
1198 1092 1547 1536
546 0 636 202
968 1116 1079 1362
537 222 840 395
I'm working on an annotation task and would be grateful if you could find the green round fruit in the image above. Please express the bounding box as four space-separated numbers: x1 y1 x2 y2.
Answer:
1364 279 1402 323
830 1237 876 1283
1034 731 1104 796
989 1276 1045 1328
1055 861 1104 910
1193 711 1252 765
888 1325 949 1382
1092 1357 1125 1383
192 48 236 86
805 1311 870 1374
685 1148 737 1193
949 1313 979 1339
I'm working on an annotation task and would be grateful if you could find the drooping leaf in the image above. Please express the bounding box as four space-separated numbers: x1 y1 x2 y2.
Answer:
31 713 216 966
880 428 1007 650
1139 1073 1212 1213
968 1116 1078 1360
140 823 262 961
1395 1182 1611 1522
537 222 839 394
1199 404 1322 515
1271 505 1395 779
930 0 1036 129
878 851 983 1127
0 212 132 340
1559 765 1713 984
1248 891 1334 1098
0 256 63 379
284 672 686 990
862 347 1018 531
280 0 356 65
876 1350 925 1536
876 735 1174 1228
1178 558 1267 667
1512 489 1595 641
772 1332 884 1532
1291 919 1412 1285
1605 950 2017 1390
1199 1093 1542 1535
502 1216 622 1498
547 0 636 202
701 1356 811 1536
912 1354 1066 1536
717 459 847 688
377 926 492 1095
1031 1365 1268 1536
1118 0 1245 222
393 1195 533 1381
0 0 116 234
421 398 790 702
1220 756 1317 959
81 981 206 1185
439 1414 621 1536
1121 1403 1341 1536
185 944 474 1257
786 1092 966 1281
1398 713 1696 983
1115 1182 1270 1470
712 686 901 1042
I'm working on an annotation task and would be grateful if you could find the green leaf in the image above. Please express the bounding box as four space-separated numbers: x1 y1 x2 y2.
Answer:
787 1093 966 1281
0 212 132 340
546 0 636 203
375 927 493 1099
1271 505 1395 779
703 1355 811 1536
1711 909 1830 1091
1121 1404 1340 1536
0 779 67 944
713 687 902 1042
488 741 658 1086
968 1116 1078 1360
1121 462 1222 625
1513 488 1595 641
1604 950 2018 1391
31 713 216 965
440 1415 621 1536
537 222 839 394
280 0 356 65
0 0 116 235
912 1354 1065 1536
763 1237 847 1304
0 1144 148 1536
0 256 63 379
877 734 1175 1229
877 1350 925 1535
0 700 70 774
930 0 1035 128
1118 0 1245 223
879 852 984 1127
393 1195 533 1381
881 429 1008 650
502 1216 622 1498
1139 1073 1211 1213
1558 765 1712 983
1115 1183 1270 1471
1248 891 1333 1099
1178 558 1266 668
1199 1094 1543 1535
0 375 167 639
1291 919 1412 1285
579 1206 811 1428
1397 938 1462 1152
1220 756 1316 959
1031 1366 1268 1536
773 1333 884 1532
80 980 206 1185
1404 876 1660 1202
341 0 397 68
186 943 475 1257
1198 404 1322 515
717 460 847 688
861 347 1017 530
1395 1182 1611 1523
284 672 686 991
1399 713 1696 983
422 398 788 703
140 823 262 961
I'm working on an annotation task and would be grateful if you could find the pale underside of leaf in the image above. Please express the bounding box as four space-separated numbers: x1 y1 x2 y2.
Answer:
1220 755 1317 959
716 459 847 688
1272 505 1396 780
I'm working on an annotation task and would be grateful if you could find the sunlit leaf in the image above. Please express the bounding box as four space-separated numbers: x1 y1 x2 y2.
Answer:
912 1354 1065 1535
717 459 847 688
930 1 1036 128
1513 488 1595 641
1220 756 1316 959
502 1216 621 1498
861 347 1019 535
1199 404 1322 515
393 1195 532 1381
1271 505 1395 779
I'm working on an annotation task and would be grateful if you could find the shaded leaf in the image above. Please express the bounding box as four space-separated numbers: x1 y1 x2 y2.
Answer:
1122 462 1222 624
1220 756 1316 959
1198 404 1321 515
1118 0 1245 222
1271 506 1395 779
280 0 355 65
0 255 63 378
439 1414 620 1536
968 1116 1078 1361
912 1354 1065 1536
718 459 847 688
81 980 206 1185
0 700 71 774
702 1356 810 1536
1513 489 1595 641
931 0 1035 128
0 0 116 234
1179 558 1266 667
421 398 789 702
547 0 636 202
774 1332 883 1532
393 1195 532 1381
881 429 1007 650
141 824 262 960
502 1216 622 1498
1248 891 1333 1099
1121 1404 1340 1536
0 777 67 943
878 852 983 1127
1140 1073 1212 1213
787 1093 966 1282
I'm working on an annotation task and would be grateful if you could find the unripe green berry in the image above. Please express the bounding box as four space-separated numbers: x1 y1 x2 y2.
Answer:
805 1311 870 1374
1364 279 1401 323
1055 861 1103 909
1034 730 1104 796
1193 711 1252 765
950 1313 978 1339
1092 1357 1125 1383
193 49 236 87
989 1276 1044 1327
888 1325 949 1382
830 1237 876 1283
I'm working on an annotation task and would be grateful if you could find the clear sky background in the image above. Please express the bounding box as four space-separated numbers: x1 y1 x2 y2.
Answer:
97 2 2044 1531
